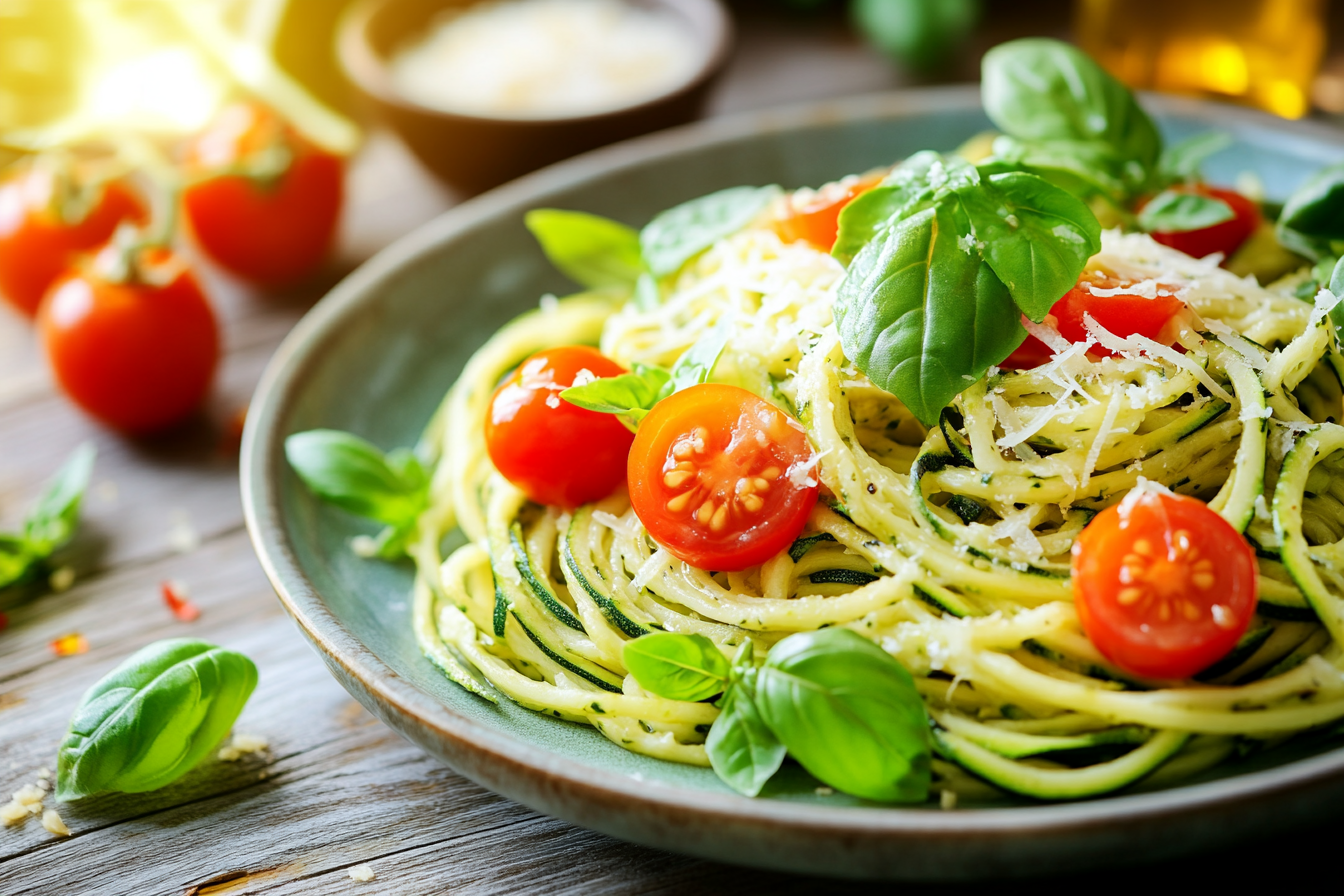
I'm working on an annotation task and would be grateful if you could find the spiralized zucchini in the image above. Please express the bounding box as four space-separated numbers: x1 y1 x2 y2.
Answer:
408 223 1344 802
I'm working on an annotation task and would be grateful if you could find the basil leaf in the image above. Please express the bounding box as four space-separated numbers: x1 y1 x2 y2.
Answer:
56 638 258 800
524 209 645 290
982 38 1160 196
668 318 732 394
832 151 974 265
990 135 1130 201
851 0 978 73
1326 257 1344 337
705 670 786 797
957 171 1101 318
23 442 96 554
1278 162 1344 261
755 629 930 803
1157 131 1232 183
1136 189 1235 234
285 430 428 528
560 363 671 429
834 197 1025 426
641 186 780 277
623 632 731 702
0 534 37 591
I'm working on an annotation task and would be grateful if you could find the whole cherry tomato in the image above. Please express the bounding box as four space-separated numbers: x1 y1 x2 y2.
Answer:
628 383 818 571
771 171 886 252
1071 489 1258 679
1003 274 1186 369
182 102 343 287
0 161 145 317
39 243 219 434
485 346 635 508
1144 185 1260 261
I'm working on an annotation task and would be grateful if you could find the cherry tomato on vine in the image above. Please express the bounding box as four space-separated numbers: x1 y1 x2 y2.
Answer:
485 346 635 508
628 383 818 571
1002 273 1187 369
39 245 219 434
0 162 146 317
182 102 343 287
1071 490 1257 679
771 171 885 252
1144 184 1260 261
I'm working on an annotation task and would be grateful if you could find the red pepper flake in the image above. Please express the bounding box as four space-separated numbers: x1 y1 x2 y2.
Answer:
161 580 200 622
0 612 8 633
50 633 88 657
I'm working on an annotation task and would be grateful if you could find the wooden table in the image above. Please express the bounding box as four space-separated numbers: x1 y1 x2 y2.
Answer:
0 8 1330 894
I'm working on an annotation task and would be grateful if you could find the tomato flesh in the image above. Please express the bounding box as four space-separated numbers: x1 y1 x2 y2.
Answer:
1072 490 1257 679
40 248 219 434
182 102 343 287
628 383 818 571
0 166 145 317
771 172 885 252
1145 185 1260 261
485 346 635 508
1003 274 1186 369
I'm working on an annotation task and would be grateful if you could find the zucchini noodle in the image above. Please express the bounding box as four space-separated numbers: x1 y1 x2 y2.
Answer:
407 215 1344 802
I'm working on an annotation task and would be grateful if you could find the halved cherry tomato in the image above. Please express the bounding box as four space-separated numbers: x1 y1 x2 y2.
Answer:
182 102 343 287
1002 273 1186 369
1144 185 1260 261
485 346 634 508
1072 490 1257 679
0 162 145 317
771 171 885 252
40 245 219 434
628 383 818 571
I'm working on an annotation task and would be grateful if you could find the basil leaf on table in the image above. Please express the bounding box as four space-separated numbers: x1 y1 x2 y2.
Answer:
641 185 781 277
524 209 645 290
981 38 1161 198
705 668 787 797
1136 189 1235 234
623 632 731 702
955 171 1102 317
56 639 258 800
833 197 1026 426
1 442 96 594
1157 131 1233 183
755 629 931 803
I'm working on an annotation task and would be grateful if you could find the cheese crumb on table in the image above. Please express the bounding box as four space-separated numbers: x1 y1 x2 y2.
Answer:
218 734 269 762
348 864 376 882
13 785 44 807
41 809 70 837
1 801 30 826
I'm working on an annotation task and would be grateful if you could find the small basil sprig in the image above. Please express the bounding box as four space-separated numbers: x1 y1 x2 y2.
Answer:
982 38 1161 202
56 638 258 800
0 442 95 597
560 319 731 428
285 429 428 558
526 186 781 309
832 152 1101 424
623 628 931 802
1136 189 1235 234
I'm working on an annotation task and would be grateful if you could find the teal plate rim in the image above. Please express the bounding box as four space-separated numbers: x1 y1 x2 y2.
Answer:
241 85 1344 880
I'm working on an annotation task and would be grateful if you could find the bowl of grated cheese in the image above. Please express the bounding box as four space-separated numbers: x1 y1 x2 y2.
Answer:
338 0 732 195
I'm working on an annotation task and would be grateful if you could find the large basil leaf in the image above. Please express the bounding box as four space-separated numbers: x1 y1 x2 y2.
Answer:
1136 189 1235 234
524 209 645 289
832 152 974 265
1278 162 1344 261
623 633 730 702
641 186 781 277
285 430 428 529
755 629 930 803
705 670 787 797
834 197 1025 426
956 171 1101 318
56 639 258 799
982 38 1160 195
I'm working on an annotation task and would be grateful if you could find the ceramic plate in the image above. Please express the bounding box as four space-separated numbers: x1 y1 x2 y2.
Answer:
241 86 1344 879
